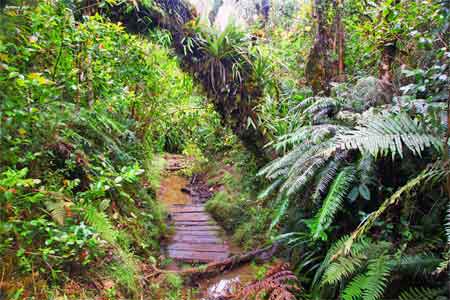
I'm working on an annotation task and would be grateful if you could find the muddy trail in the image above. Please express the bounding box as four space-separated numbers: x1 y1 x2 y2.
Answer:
157 154 257 299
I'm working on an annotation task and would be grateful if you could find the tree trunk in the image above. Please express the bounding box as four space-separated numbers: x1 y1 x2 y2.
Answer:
336 0 345 80
378 41 397 103
305 0 332 95
377 0 400 103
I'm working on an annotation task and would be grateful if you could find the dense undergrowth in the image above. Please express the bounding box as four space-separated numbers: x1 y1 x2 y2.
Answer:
0 2 227 298
1 0 450 300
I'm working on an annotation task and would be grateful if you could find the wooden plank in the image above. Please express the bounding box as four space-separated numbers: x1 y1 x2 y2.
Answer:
168 249 229 262
171 235 222 244
167 243 229 253
170 206 205 213
174 221 216 226
172 213 211 222
172 231 219 237
172 232 218 238
175 225 221 231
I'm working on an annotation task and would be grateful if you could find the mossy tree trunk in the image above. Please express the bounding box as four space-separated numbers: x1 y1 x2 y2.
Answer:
305 0 333 95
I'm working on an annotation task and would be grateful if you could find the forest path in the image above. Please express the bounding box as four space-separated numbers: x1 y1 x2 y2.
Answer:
166 204 230 262
158 154 231 263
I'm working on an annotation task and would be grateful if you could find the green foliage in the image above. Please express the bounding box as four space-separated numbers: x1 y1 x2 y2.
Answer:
338 113 443 159
398 287 446 300
308 167 355 240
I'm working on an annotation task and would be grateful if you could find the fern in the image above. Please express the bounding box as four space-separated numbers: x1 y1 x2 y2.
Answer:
321 256 365 286
314 235 368 287
342 255 393 300
398 287 445 300
232 263 300 300
312 161 339 202
395 253 441 276
310 167 355 239
269 196 290 231
81 203 118 243
336 167 443 258
45 200 67 225
338 113 442 159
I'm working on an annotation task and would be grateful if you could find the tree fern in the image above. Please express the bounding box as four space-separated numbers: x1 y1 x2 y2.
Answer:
338 113 442 159
310 167 355 239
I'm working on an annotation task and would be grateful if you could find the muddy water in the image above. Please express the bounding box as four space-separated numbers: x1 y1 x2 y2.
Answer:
157 175 191 206
198 264 256 299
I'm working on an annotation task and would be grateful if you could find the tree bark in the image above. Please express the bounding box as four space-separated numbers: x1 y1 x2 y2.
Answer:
377 0 400 103
336 0 345 79
305 0 332 95
378 41 397 103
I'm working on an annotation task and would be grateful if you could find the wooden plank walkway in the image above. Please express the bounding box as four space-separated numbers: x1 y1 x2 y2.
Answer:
166 204 230 263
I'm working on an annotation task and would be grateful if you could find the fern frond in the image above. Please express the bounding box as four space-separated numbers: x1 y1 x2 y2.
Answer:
336 167 443 258
45 200 67 225
313 235 370 287
258 178 285 200
395 253 441 276
362 256 392 300
81 203 118 243
269 197 290 231
338 113 442 159
310 167 355 239
312 161 339 202
233 263 300 300
398 287 445 300
321 256 365 286
342 273 367 300
342 255 392 300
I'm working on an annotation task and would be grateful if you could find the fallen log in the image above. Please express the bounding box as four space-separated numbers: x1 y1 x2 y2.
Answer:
151 243 280 283
179 242 280 283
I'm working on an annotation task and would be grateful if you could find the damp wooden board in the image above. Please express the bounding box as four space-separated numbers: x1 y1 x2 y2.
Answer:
170 235 223 244
172 232 219 239
175 225 221 231
167 242 229 253
172 213 211 222
174 220 216 226
168 249 229 262
169 205 206 213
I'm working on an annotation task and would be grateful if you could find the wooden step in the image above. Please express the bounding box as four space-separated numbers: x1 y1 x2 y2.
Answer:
175 220 216 226
172 213 211 222
168 249 229 262
175 225 221 231
172 231 219 238
167 243 229 253
170 205 205 213
171 235 223 244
